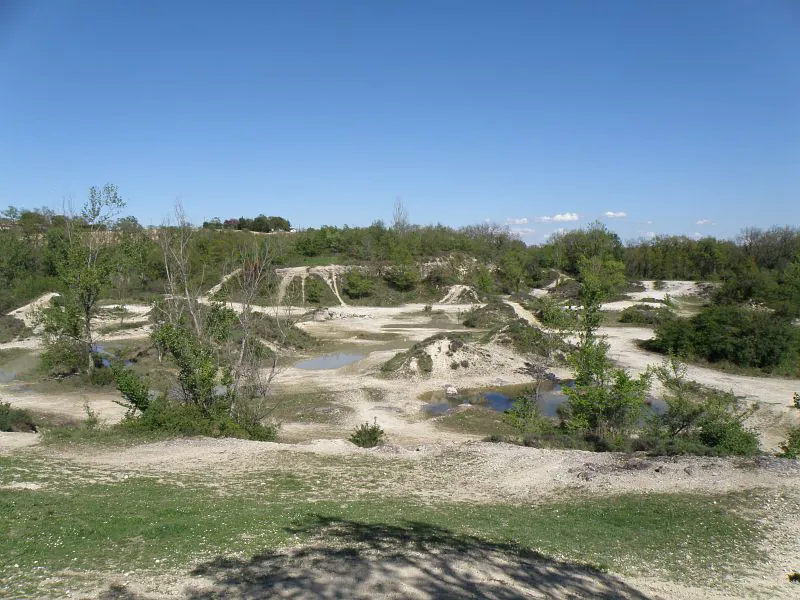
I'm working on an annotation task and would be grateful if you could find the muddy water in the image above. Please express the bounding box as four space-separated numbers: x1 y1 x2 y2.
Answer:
294 352 367 370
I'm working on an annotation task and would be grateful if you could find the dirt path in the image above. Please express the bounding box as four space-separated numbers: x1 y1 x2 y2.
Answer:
5 292 60 327
504 299 544 327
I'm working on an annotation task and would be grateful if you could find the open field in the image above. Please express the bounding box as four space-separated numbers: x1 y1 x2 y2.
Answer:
2 274 800 599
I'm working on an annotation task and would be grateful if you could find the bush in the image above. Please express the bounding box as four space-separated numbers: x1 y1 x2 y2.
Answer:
0 315 31 344
648 305 800 372
114 367 150 413
0 402 37 432
779 427 800 459
384 264 419 291
642 360 761 457
343 270 373 299
128 397 277 441
305 277 325 303
40 340 87 376
619 304 669 326
349 419 385 448
89 366 116 386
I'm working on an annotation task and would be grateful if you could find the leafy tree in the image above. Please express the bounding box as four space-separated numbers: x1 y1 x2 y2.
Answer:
561 283 650 446
39 184 126 373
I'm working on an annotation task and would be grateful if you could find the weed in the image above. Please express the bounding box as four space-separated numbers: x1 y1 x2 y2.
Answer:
349 418 385 448
0 402 37 432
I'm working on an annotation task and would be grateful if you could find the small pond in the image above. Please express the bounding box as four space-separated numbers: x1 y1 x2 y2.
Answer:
294 352 366 370
423 382 665 419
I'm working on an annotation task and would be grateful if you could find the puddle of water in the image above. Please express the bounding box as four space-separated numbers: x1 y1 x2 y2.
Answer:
294 352 366 370
424 383 665 419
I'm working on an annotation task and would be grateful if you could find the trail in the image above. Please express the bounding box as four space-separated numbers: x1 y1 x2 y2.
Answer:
205 268 241 296
504 300 543 328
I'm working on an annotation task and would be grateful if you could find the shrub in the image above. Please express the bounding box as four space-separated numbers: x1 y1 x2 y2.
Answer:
114 367 150 413
343 270 373 299
793 392 800 410
349 419 385 448
619 304 669 326
89 366 115 386
0 315 31 344
648 305 800 372
643 359 761 457
0 402 37 432
384 264 419 291
450 361 459 370
779 427 800 459
128 397 277 441
40 339 86 376
504 392 554 438
305 277 325 303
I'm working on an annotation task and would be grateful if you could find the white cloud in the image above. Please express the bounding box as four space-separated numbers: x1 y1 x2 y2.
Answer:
536 212 579 223
505 217 528 225
603 211 627 218
696 219 714 225
646 220 653 225
510 226 536 237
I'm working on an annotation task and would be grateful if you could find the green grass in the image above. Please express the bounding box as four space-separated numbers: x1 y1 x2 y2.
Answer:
432 406 518 437
0 461 764 595
260 391 354 424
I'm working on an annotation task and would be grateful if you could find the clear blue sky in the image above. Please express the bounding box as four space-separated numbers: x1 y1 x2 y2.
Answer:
1 0 798 243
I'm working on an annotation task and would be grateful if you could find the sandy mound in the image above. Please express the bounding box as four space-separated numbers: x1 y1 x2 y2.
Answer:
381 334 522 380
438 284 479 304
6 292 60 328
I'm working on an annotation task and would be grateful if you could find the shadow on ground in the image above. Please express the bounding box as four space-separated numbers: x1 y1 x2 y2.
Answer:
101 515 655 599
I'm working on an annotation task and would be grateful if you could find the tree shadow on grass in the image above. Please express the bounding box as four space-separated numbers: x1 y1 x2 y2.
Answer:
176 515 655 599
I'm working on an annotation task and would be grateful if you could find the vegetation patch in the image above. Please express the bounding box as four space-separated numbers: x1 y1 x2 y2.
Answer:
645 305 800 376
618 304 671 326
0 467 764 596
0 402 38 432
462 300 516 329
0 315 32 344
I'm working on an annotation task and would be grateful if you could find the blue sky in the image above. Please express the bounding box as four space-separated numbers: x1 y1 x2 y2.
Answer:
1 1 798 243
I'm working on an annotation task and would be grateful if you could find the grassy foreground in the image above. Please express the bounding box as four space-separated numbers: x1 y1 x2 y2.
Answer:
0 452 762 597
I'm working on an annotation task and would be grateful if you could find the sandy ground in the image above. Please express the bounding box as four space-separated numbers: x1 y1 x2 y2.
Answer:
3 278 800 598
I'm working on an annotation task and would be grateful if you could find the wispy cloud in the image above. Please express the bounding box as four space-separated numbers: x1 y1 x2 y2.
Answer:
536 212 579 223
603 211 627 218
505 217 528 225
510 226 536 237
696 219 715 225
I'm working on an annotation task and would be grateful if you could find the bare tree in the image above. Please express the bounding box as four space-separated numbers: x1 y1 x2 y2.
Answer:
154 202 204 335
392 197 409 234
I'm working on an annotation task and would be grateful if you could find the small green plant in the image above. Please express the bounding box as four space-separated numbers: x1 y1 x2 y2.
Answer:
779 427 800 459
84 402 100 430
348 418 385 448
789 571 800 583
460 359 469 368
793 392 800 410
450 361 459 370
423 304 432 313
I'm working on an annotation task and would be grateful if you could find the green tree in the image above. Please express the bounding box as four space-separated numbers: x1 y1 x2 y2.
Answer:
39 184 126 373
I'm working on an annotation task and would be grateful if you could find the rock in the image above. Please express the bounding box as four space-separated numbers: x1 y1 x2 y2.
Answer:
654 465 668 474
444 385 458 396
684 466 695 476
